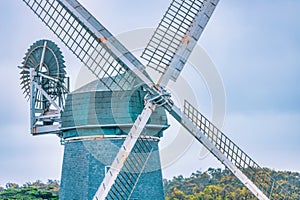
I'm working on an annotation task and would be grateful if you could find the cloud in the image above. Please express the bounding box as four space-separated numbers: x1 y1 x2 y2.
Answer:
79 0 170 32
0 124 63 187
201 0 300 113
223 112 300 171
161 0 300 178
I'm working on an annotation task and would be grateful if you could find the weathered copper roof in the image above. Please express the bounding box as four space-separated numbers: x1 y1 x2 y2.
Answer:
61 80 168 139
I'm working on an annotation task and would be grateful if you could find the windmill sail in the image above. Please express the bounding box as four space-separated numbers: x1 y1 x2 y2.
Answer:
142 0 219 86
93 102 156 199
105 139 154 199
23 1 162 199
23 0 153 91
22 0 293 199
168 100 290 200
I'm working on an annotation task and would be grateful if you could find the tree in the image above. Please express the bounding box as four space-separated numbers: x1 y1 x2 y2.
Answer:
5 183 19 190
199 185 223 200
168 187 187 200
0 180 59 200
164 168 300 200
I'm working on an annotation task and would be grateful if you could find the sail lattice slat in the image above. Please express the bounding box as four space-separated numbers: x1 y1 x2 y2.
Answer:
183 100 291 199
106 139 154 199
23 0 142 91
142 0 219 83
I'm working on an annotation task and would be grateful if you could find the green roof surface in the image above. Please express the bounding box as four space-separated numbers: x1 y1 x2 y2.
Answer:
61 80 168 139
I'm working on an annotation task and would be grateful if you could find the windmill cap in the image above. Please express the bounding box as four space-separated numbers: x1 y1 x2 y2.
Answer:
61 79 169 140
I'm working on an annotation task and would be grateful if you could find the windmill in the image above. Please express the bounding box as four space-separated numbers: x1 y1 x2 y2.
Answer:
18 0 293 199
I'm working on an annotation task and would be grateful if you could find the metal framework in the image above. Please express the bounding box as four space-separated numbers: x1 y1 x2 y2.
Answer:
20 39 68 135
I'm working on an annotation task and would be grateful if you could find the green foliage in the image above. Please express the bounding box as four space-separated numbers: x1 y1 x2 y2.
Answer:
164 168 300 200
1 168 299 199
0 180 59 200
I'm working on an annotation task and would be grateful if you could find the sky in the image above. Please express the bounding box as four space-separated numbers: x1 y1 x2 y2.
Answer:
0 0 300 187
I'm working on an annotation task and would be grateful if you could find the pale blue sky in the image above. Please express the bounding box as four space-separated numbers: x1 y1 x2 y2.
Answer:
0 0 299 186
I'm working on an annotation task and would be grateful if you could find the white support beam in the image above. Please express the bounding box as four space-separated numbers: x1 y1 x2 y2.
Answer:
32 82 62 113
93 101 156 200
169 104 270 200
38 41 47 72
59 0 154 88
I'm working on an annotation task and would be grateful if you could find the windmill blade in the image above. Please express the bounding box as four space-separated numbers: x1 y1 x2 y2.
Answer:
103 139 155 199
94 101 156 200
23 0 154 91
167 100 290 200
23 1 167 197
142 0 219 86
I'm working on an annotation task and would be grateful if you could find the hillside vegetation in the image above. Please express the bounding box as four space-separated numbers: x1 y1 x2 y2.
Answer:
0 168 299 199
164 168 300 199
0 180 59 200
